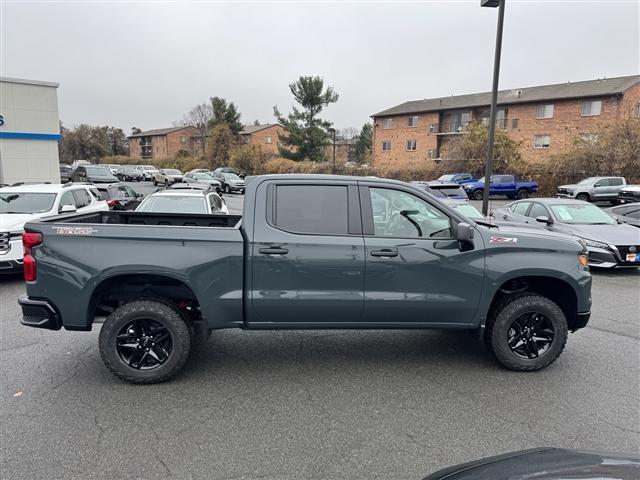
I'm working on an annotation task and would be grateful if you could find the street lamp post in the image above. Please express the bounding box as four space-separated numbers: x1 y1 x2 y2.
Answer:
329 128 337 173
481 0 506 216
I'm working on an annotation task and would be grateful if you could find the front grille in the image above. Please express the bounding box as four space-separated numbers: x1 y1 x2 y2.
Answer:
619 190 640 200
615 245 640 264
557 188 569 195
0 232 9 252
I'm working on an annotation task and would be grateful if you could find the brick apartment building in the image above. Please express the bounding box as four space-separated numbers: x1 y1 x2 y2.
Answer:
240 124 285 154
128 126 200 160
371 75 640 167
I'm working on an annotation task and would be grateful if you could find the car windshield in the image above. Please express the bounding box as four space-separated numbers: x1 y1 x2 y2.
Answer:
164 169 182 175
451 203 484 219
438 175 455 181
142 166 156 171
195 173 214 180
576 177 598 185
550 204 616 224
85 166 112 175
123 166 138 172
136 195 207 214
223 173 240 180
0 192 56 214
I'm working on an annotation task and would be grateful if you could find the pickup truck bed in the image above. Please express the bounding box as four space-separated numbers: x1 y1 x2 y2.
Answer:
19 174 592 383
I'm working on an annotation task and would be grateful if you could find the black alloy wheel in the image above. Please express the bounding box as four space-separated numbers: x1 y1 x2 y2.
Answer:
507 312 554 359
473 189 484 201
116 318 173 370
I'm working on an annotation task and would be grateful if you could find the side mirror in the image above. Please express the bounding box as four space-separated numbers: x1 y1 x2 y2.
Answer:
59 204 77 214
536 215 553 225
456 222 474 243
136 193 143 199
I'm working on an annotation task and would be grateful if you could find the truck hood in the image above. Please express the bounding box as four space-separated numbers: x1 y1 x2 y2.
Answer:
562 223 640 245
557 184 580 190
0 213 44 232
492 222 577 242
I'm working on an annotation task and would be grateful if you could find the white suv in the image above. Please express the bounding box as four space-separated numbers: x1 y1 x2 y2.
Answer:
135 189 228 215
0 183 109 273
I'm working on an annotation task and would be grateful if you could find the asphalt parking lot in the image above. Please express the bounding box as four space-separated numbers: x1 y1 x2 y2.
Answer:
1 184 638 479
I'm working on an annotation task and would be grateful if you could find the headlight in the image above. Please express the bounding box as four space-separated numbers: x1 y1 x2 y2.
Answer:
580 238 609 249
567 189 574 195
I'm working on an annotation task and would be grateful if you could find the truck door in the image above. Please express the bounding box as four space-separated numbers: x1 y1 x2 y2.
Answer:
359 183 484 325
249 180 365 325
593 178 609 201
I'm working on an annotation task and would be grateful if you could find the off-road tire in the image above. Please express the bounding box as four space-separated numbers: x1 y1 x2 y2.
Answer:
485 293 568 371
575 193 590 202
98 299 192 384
472 189 484 201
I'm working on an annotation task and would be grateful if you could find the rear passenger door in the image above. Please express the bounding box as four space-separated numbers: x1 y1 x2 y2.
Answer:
593 178 609 201
249 180 365 325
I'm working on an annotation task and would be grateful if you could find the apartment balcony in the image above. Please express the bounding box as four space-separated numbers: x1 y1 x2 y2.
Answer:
429 121 471 134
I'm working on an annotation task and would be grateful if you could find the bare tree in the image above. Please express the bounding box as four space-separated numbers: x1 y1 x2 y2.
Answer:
177 103 213 156
339 127 359 140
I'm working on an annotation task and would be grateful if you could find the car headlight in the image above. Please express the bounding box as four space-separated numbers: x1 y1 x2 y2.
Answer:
567 189 574 195
580 238 609 249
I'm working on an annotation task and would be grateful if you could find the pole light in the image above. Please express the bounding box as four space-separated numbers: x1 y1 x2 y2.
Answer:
481 0 506 217
328 128 337 173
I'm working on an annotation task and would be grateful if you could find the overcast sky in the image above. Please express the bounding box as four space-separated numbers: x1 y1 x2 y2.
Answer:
1 1 638 134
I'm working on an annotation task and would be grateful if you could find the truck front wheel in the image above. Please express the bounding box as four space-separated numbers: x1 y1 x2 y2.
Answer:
98 299 192 384
472 189 484 201
485 294 568 371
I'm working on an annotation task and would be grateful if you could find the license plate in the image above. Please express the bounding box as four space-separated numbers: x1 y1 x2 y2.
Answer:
626 253 640 262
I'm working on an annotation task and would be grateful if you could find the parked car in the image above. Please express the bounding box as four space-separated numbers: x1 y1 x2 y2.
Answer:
59 165 72 183
556 176 627 203
183 172 222 193
464 175 538 200
495 198 640 268
19 175 592 383
605 203 640 228
213 167 245 179
185 168 212 175
70 165 119 184
411 181 468 200
95 183 144 211
70 159 91 172
1 183 108 273
212 171 246 193
153 168 184 187
135 189 228 215
135 165 159 181
116 165 143 182
423 448 640 480
617 185 640 204
436 173 477 184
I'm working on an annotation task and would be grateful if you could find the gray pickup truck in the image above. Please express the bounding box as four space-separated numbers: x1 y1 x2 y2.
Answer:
19 175 592 383
556 176 627 203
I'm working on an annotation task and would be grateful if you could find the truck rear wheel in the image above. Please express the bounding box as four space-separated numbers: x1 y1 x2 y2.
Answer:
485 293 568 371
516 189 529 199
98 299 192 384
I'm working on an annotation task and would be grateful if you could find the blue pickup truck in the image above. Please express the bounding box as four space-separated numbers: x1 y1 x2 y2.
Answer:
464 175 538 201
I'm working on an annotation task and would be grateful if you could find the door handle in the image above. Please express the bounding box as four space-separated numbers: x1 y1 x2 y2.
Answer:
370 248 398 258
259 247 289 255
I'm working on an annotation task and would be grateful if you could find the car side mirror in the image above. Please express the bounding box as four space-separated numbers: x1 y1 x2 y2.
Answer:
536 215 553 225
136 193 143 199
456 222 474 244
59 204 77 213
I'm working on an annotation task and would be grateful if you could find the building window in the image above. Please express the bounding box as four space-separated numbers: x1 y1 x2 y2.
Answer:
382 118 393 129
180 136 187 143
634 102 640 118
407 116 418 127
382 141 392 151
427 149 434 159
536 104 554 119
406 139 417 151
265 136 272 144
534 135 551 149
511 118 519 129
582 100 602 116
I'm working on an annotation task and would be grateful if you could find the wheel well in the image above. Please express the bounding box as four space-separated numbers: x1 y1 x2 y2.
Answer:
489 276 578 330
88 274 200 324
576 191 590 200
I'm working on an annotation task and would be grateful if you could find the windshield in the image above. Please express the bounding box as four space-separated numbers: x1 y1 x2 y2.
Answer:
452 203 484 219
550 204 616 224
223 173 241 180
576 177 598 185
437 175 456 181
85 166 113 175
136 195 207 214
164 169 182 175
0 192 56 214
142 166 157 171
195 173 215 181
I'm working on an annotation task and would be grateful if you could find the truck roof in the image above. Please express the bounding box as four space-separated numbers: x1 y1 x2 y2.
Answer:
250 173 396 184
0 183 78 194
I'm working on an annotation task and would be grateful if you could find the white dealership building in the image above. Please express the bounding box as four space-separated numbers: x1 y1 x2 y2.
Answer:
0 77 61 185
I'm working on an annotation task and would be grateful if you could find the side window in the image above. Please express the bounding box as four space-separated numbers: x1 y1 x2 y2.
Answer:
500 175 515 184
368 188 453 239
89 187 102 200
594 179 609 187
273 185 349 235
511 202 531 215
58 191 76 209
122 185 136 198
72 189 92 208
528 203 548 219
208 194 222 211
626 208 640 220
609 178 623 186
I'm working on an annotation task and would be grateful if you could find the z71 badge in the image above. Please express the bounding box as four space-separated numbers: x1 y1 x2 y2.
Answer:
52 227 98 235
490 236 517 244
